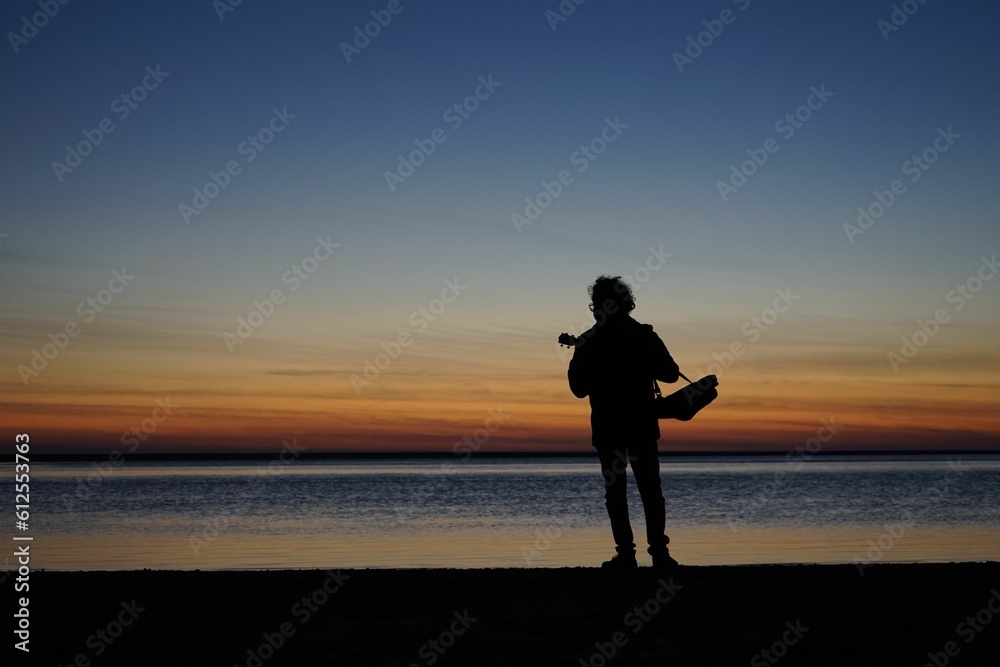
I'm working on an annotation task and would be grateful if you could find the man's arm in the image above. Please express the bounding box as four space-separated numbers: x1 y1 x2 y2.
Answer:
651 330 680 383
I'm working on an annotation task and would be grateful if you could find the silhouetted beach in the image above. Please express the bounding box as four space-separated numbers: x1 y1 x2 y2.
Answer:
34 563 1000 666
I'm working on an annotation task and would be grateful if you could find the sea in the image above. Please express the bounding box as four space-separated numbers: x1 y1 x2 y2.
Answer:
14 454 1000 570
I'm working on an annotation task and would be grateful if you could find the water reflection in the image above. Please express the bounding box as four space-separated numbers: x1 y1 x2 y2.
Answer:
20 456 1000 570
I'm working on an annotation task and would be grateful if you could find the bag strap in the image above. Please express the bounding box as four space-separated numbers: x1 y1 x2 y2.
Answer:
654 371 693 396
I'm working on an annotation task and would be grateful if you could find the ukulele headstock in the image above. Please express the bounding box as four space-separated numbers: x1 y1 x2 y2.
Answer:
557 333 578 348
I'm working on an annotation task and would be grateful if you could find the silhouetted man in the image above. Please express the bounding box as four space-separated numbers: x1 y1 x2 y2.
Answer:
568 275 680 570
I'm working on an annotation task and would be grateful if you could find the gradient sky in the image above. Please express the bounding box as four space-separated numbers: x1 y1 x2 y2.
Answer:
2 0 998 453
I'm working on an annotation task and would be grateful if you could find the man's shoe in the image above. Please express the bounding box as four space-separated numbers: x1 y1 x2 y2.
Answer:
601 553 638 570
651 552 679 572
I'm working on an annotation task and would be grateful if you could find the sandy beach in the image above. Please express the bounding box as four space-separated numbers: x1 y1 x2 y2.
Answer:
32 562 1000 666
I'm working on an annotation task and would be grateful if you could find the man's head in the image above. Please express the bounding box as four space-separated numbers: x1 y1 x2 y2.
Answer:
588 275 635 321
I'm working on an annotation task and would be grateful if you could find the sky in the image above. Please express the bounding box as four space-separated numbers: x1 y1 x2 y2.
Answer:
1 0 998 454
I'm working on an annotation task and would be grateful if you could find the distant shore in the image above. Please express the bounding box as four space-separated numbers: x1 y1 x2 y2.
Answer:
17 449 1000 462
33 563 1000 666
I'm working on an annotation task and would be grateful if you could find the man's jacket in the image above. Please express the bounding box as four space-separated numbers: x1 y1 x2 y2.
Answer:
568 315 679 447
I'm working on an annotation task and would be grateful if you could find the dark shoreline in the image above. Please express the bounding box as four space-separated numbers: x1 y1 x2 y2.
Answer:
31 563 1000 666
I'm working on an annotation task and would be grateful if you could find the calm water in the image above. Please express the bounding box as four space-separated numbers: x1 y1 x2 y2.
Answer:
14 455 1000 570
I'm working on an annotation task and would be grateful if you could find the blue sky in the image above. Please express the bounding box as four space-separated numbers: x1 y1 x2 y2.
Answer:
2 0 998 451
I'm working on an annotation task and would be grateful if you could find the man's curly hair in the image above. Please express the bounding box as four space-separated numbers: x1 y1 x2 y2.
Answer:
589 275 635 315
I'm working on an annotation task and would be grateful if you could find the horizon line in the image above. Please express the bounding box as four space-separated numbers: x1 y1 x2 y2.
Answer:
13 449 1000 462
